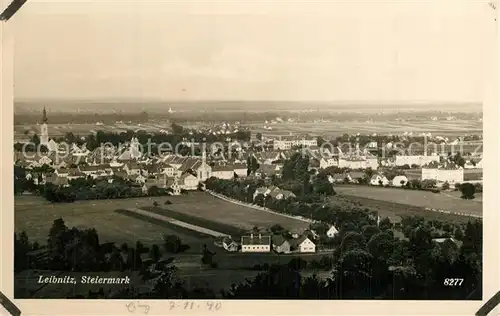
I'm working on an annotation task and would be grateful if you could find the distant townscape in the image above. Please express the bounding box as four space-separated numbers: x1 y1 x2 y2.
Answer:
14 106 483 300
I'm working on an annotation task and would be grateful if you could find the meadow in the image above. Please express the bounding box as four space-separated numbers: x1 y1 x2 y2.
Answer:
333 185 482 223
148 192 311 232
14 195 207 247
15 192 310 247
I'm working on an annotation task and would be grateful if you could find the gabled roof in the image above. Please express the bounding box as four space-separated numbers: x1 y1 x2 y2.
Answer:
212 164 234 172
272 235 288 246
241 235 271 246
289 235 314 247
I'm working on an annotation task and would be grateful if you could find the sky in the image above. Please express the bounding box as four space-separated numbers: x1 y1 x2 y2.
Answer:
12 0 495 102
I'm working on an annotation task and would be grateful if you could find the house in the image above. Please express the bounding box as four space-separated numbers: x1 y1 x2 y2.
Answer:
179 173 199 190
253 187 269 200
129 174 146 184
370 174 389 186
123 162 143 176
272 135 317 150
163 175 182 195
319 158 338 169
222 237 239 252
327 173 348 183
253 151 282 165
291 235 316 253
326 226 339 238
211 164 235 180
268 188 296 200
272 235 291 254
392 175 409 187
254 164 281 178
422 161 464 184
233 163 247 178
54 168 69 177
394 154 440 167
241 234 271 252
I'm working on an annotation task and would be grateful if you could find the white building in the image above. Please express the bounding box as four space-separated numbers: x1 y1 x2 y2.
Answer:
211 165 235 180
241 234 271 253
370 174 390 186
319 158 338 169
179 173 199 190
392 175 409 187
421 161 464 184
394 154 440 167
292 235 316 253
273 135 317 150
326 226 339 238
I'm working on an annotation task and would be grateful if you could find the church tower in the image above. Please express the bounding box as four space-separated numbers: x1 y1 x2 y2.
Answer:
40 106 49 146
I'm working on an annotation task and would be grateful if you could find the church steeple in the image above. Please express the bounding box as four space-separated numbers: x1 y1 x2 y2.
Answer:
42 106 48 123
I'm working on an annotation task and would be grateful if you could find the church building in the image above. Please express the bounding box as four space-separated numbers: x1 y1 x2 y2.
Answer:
39 107 58 152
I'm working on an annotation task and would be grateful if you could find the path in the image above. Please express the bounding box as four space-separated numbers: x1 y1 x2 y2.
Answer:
125 208 230 238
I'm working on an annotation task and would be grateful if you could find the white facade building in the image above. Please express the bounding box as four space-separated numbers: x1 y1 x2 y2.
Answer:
241 234 271 253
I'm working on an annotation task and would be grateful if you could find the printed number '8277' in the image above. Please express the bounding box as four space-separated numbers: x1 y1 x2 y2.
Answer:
444 278 464 286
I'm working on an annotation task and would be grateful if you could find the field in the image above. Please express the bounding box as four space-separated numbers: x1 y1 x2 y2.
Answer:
334 185 482 223
147 192 311 232
15 192 310 246
14 195 211 248
248 120 482 139
15 117 482 142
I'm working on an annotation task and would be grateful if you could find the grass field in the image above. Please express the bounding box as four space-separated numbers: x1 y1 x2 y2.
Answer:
149 192 311 232
333 185 482 223
15 193 310 247
14 195 208 247
144 207 248 238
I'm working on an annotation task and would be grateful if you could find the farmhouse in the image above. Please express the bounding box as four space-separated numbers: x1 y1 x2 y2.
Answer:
272 235 291 254
241 234 271 253
392 175 409 187
290 235 316 253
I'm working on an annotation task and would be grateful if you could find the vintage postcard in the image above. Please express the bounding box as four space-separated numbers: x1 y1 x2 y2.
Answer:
1 0 499 315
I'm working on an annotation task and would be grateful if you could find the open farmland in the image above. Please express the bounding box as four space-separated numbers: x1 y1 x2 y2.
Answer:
14 195 212 248
146 192 311 232
333 185 482 223
248 119 482 139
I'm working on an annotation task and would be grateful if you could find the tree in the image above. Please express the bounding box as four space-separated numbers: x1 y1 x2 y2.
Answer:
378 217 392 231
254 194 265 206
270 224 285 235
459 183 476 199
256 133 263 141
163 234 181 253
149 244 161 262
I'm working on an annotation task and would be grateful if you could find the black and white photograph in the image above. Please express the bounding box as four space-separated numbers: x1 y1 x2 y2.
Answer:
4 0 498 311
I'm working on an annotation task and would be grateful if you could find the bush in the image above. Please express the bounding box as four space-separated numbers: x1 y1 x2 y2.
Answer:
164 200 172 205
